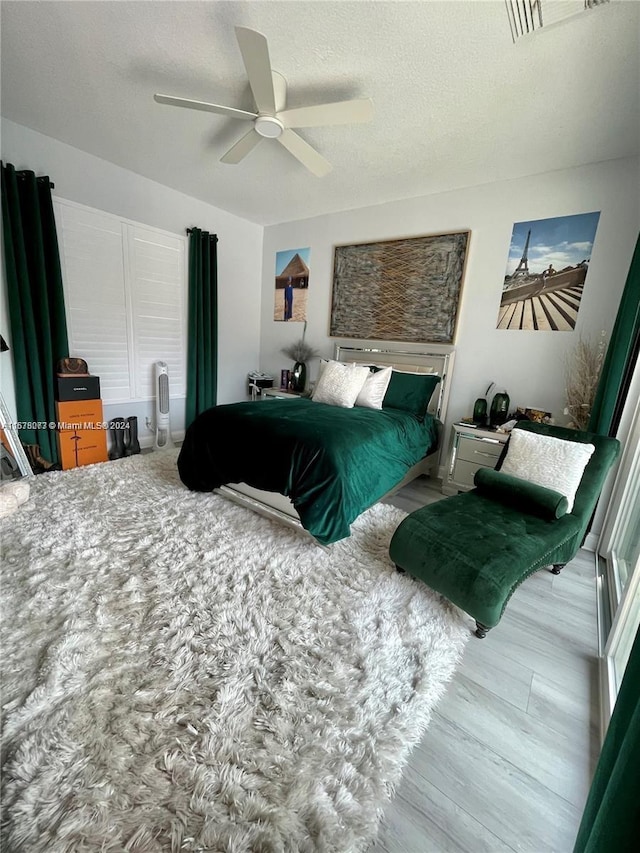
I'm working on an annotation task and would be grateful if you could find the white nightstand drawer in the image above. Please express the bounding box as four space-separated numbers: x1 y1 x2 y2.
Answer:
457 435 504 465
452 458 488 488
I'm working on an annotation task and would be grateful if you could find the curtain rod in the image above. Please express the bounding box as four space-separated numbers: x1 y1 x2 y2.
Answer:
15 170 54 189
186 228 218 240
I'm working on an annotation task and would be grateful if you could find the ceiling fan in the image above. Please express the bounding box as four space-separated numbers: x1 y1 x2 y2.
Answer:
154 26 374 177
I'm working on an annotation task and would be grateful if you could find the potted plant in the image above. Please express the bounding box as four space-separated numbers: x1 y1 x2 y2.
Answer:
281 323 319 392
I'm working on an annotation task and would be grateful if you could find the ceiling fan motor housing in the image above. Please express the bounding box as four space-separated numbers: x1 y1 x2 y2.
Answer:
255 115 284 138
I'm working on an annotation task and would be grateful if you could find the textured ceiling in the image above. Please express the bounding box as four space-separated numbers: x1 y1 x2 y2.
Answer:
1 1 638 226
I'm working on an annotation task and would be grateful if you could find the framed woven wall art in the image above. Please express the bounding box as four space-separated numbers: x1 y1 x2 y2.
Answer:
330 231 470 344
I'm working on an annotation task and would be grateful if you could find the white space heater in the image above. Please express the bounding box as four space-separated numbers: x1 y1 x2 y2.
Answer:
154 361 174 450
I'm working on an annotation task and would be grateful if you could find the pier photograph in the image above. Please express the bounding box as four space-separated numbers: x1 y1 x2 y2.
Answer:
497 212 601 330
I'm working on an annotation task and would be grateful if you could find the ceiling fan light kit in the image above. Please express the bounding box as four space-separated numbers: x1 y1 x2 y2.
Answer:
154 26 373 177
254 116 284 139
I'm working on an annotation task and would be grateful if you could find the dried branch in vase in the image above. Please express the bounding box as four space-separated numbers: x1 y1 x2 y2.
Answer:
281 320 319 363
564 332 607 431
281 339 319 363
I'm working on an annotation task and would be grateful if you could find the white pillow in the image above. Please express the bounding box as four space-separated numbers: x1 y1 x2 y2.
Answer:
500 429 595 513
355 365 393 410
312 360 370 408
314 358 347 386
315 358 331 382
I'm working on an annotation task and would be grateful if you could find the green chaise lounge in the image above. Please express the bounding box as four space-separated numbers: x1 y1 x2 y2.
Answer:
389 421 620 637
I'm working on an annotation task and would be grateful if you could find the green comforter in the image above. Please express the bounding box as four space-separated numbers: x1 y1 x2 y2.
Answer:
177 398 438 545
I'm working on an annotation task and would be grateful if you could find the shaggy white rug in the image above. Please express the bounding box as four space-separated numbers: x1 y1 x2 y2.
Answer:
1 451 468 852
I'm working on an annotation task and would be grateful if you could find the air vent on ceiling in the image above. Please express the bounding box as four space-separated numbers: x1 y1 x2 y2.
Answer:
506 0 611 42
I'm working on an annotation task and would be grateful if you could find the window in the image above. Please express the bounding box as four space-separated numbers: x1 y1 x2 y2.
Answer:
54 199 187 404
598 359 640 720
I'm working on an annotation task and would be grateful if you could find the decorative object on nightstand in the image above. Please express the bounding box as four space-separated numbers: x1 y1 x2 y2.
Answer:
472 381 494 425
489 390 510 427
248 372 274 400
517 406 553 424
280 369 291 390
280 322 319 393
443 423 509 496
472 397 488 425
291 362 306 392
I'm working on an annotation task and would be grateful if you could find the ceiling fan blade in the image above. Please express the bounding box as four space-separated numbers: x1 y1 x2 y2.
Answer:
277 129 332 177
220 129 264 164
154 94 257 121
279 98 374 128
234 27 276 114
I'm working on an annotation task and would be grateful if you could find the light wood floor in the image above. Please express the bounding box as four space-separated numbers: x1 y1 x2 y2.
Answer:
370 475 599 853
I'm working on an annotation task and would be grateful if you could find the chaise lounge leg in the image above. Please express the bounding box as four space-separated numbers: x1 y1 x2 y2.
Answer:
551 563 566 575
475 621 491 639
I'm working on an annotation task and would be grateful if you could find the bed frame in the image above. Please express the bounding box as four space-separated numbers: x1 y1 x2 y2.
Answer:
217 344 455 540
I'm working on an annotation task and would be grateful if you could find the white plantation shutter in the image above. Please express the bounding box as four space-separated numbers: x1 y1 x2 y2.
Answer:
55 202 133 401
126 226 186 400
55 199 187 404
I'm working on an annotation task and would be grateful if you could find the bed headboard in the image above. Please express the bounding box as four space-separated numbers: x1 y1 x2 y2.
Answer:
334 344 455 424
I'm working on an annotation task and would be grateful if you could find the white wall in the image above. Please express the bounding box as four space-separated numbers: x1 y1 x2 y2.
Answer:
260 157 640 470
2 117 637 475
0 119 263 443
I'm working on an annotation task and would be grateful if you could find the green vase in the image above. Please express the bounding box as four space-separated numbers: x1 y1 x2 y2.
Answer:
291 361 306 392
473 398 488 425
490 392 510 427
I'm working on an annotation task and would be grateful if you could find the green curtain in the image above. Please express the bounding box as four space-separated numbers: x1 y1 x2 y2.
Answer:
574 625 640 852
185 228 218 428
588 233 640 436
1 162 69 464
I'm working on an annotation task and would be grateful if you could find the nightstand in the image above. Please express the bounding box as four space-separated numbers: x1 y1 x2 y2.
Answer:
442 423 509 496
261 388 306 400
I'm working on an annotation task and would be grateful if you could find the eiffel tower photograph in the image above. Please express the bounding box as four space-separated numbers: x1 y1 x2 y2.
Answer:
498 212 601 331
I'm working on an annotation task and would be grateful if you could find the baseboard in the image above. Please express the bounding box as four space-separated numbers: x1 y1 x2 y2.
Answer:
140 430 185 450
583 531 599 552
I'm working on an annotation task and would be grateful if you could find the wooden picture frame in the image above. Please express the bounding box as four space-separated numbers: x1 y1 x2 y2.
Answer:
330 231 470 344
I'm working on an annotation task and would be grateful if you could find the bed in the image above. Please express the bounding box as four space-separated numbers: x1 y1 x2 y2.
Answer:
178 345 455 544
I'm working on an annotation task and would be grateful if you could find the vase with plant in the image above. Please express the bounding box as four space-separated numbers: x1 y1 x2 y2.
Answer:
565 331 607 431
281 322 319 393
